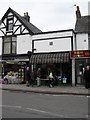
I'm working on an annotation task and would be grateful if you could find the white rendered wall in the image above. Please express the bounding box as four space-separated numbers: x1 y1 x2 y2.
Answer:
34 38 71 53
76 33 88 50
17 34 32 54
32 30 73 53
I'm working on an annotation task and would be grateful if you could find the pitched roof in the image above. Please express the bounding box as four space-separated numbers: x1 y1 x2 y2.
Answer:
0 20 1 25
1 7 42 35
75 16 90 33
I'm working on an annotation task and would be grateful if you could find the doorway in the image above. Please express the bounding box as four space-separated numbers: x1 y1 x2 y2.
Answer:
75 59 85 85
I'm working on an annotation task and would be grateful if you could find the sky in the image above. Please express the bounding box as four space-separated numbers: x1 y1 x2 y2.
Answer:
0 0 89 32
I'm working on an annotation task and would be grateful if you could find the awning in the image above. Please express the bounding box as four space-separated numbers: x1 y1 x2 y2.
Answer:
30 52 70 64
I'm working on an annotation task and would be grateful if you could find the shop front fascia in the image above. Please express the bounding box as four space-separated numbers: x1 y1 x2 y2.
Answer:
71 50 90 86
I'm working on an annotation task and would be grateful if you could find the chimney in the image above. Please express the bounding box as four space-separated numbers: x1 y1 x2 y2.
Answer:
76 6 81 20
24 12 30 22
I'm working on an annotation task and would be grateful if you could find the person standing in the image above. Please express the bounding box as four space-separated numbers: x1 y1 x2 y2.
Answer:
48 70 54 88
26 67 30 87
31 70 35 87
83 65 90 89
37 68 41 87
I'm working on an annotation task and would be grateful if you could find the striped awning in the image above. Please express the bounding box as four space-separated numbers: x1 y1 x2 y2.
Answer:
30 52 70 64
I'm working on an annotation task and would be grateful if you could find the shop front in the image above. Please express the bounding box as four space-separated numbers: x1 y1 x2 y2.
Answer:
2 61 26 83
2 54 29 84
30 52 72 86
71 50 90 86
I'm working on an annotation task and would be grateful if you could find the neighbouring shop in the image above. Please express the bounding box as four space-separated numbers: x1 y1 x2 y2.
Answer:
2 61 26 84
30 52 72 86
1 54 29 84
71 50 90 86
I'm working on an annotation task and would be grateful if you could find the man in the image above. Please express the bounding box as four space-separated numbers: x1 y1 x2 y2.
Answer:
37 68 41 87
83 65 90 89
31 70 35 87
26 67 30 87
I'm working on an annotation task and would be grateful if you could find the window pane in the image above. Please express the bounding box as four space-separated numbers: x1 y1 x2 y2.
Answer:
12 37 16 42
4 37 10 42
12 37 16 54
8 23 13 31
3 37 11 54
8 20 13 24
4 42 11 54
12 42 16 54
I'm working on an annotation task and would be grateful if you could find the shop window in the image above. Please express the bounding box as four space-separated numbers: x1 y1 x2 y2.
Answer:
6 18 13 32
3 37 16 54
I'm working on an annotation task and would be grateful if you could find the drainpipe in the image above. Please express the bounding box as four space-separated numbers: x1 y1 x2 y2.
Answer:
75 32 77 50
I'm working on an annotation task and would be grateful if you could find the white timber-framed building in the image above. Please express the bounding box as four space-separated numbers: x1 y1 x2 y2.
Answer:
0 7 90 86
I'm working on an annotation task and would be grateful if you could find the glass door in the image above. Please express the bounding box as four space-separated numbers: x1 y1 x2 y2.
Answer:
75 59 85 85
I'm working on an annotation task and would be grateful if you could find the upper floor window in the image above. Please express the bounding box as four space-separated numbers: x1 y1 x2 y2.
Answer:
6 18 13 31
49 41 53 46
3 37 16 54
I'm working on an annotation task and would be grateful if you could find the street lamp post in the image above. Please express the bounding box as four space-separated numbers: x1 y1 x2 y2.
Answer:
27 49 36 70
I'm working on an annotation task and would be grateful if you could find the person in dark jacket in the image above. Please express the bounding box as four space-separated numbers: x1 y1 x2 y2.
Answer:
83 65 90 89
26 67 30 87
37 68 41 87
31 70 35 87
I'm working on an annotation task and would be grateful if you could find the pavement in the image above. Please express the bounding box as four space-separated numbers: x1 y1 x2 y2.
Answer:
0 84 89 96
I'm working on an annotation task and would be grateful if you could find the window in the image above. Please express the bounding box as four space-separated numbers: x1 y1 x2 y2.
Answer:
4 37 11 54
3 37 16 54
49 41 53 46
6 18 13 31
12 37 16 54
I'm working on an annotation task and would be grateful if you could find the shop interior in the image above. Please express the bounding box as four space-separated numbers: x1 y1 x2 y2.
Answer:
35 62 71 85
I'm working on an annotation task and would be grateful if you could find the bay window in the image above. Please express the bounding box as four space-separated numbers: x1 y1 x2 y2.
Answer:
3 37 16 54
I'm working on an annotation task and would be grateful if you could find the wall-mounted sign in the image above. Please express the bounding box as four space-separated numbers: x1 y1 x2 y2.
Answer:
71 50 90 58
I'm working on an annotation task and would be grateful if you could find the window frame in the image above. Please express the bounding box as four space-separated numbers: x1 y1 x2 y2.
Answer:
6 16 14 32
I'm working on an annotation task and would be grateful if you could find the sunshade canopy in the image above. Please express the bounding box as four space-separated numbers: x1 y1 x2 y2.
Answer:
30 52 70 64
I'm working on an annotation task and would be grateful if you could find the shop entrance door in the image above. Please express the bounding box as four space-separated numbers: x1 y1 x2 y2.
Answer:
75 60 85 85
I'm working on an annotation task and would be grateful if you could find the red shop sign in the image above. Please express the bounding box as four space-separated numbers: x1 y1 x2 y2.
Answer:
70 50 90 58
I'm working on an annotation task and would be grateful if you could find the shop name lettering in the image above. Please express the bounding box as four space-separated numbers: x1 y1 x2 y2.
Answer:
72 51 90 58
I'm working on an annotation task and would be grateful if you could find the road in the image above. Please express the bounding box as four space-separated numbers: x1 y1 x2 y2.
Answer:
1 90 88 118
